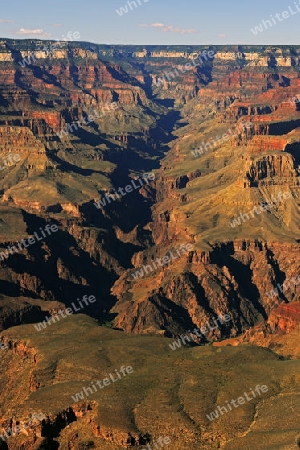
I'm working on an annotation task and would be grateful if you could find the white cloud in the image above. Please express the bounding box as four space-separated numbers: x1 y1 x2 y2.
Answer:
0 19 14 23
218 33 226 38
148 23 198 34
150 23 165 28
16 28 51 37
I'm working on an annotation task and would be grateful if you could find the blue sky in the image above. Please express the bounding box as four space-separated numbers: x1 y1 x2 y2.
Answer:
0 0 299 45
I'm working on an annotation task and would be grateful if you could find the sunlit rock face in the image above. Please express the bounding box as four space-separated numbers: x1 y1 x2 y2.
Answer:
0 40 299 450
0 41 299 337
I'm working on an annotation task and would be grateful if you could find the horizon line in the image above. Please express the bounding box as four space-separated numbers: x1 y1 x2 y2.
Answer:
1 38 300 47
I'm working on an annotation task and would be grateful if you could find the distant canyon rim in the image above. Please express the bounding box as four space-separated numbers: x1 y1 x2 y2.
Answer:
0 41 299 449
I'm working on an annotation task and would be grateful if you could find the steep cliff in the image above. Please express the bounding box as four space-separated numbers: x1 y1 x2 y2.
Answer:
0 40 299 340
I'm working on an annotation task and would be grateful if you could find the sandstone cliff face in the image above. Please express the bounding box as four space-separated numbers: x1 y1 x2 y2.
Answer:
108 46 300 337
268 302 300 333
0 41 300 450
247 153 297 183
0 41 299 341
112 239 300 337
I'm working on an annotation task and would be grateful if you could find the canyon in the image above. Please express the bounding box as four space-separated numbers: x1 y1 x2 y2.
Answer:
0 41 299 449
